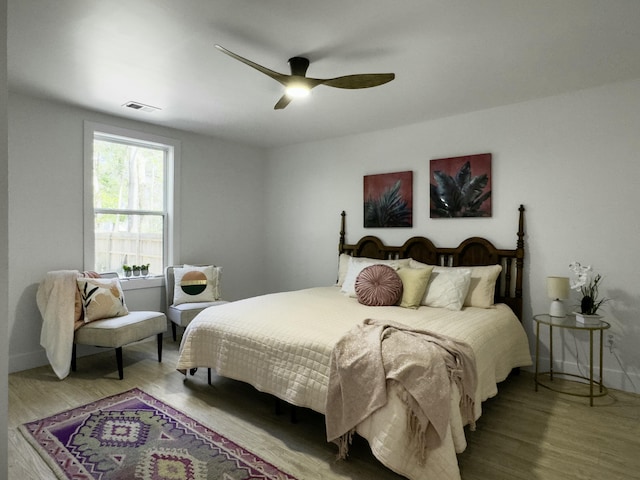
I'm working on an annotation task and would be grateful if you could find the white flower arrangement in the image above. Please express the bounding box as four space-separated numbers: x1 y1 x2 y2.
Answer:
569 261 608 315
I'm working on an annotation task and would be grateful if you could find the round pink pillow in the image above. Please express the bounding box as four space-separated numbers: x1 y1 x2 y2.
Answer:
355 264 403 306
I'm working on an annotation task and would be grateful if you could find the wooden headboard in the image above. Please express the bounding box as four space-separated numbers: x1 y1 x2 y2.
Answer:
339 205 525 322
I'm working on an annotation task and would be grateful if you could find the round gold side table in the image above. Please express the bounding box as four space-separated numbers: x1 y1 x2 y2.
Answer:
534 313 610 406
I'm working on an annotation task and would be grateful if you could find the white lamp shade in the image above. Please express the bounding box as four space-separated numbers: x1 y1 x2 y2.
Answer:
547 276 570 317
547 276 570 300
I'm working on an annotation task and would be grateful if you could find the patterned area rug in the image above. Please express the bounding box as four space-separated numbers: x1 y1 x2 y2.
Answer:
20 388 298 479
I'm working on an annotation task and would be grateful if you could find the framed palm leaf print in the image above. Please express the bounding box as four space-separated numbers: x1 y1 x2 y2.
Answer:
430 153 492 218
364 171 413 227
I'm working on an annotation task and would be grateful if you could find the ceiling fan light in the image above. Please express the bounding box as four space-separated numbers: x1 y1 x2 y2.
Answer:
285 85 310 98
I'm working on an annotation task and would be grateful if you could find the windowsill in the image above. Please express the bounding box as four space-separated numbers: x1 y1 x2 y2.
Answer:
119 275 164 290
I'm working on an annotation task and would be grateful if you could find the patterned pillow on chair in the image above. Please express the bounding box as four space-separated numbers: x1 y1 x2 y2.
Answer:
173 265 221 305
76 277 128 323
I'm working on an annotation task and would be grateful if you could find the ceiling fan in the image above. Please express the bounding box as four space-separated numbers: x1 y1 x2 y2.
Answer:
215 44 395 110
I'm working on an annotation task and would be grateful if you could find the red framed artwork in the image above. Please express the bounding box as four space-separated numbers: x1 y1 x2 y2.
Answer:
364 171 413 227
430 153 492 218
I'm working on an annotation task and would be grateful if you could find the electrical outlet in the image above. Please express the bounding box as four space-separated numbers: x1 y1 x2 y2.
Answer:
607 334 615 353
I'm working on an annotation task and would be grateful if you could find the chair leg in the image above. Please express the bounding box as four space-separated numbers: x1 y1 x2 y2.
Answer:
115 347 124 380
157 333 163 362
71 344 77 372
171 322 177 341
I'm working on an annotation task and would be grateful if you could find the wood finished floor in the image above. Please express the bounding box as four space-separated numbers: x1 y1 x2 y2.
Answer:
8 337 640 480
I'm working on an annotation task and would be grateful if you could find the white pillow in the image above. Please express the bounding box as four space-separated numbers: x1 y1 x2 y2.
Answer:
422 268 472 310
340 256 408 297
337 255 409 287
173 265 221 305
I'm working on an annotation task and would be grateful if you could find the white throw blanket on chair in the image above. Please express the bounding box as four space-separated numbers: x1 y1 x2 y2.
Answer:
36 270 79 379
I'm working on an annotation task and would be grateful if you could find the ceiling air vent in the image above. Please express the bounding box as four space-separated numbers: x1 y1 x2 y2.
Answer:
122 101 160 113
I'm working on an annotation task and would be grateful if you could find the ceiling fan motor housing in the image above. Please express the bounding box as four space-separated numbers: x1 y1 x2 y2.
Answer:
288 57 310 77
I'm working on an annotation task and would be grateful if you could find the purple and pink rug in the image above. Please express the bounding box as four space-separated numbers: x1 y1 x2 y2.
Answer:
20 388 298 479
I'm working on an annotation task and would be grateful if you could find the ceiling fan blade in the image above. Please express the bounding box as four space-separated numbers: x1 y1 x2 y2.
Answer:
274 94 293 110
320 73 395 89
215 44 289 85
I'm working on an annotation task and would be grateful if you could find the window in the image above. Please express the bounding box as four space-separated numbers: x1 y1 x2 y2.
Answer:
84 123 180 279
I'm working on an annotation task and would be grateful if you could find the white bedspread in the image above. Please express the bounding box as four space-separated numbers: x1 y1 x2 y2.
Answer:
176 286 532 480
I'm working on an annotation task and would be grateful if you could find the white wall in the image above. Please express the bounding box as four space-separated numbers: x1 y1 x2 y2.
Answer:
1 0 10 474
264 78 640 394
8 78 640 396
8 92 268 373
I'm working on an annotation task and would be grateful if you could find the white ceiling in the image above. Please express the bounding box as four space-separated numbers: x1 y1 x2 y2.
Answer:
8 0 640 148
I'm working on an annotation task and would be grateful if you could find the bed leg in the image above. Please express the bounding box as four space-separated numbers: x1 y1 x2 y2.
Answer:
273 398 297 423
208 368 212 385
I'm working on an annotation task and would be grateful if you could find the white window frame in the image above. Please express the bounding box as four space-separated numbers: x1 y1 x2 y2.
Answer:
83 121 180 289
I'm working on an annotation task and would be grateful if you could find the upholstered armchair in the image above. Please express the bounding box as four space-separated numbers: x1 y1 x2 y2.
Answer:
71 272 166 379
37 270 166 380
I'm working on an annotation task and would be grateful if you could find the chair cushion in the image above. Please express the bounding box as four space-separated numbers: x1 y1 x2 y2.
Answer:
167 300 228 327
74 311 166 348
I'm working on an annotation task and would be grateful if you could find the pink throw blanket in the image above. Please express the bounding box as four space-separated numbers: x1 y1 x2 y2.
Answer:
325 318 477 461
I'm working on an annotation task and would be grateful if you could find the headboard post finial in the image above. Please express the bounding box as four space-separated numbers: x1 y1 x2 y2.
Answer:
339 211 346 254
517 204 525 251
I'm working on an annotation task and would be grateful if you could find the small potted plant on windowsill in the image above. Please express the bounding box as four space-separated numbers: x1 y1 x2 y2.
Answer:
141 264 150 276
569 261 608 325
132 265 141 276
123 265 132 278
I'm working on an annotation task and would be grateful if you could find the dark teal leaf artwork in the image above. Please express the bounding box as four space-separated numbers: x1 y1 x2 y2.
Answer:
430 154 492 218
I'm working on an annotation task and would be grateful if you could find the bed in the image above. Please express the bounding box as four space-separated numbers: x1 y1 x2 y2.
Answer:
176 205 532 480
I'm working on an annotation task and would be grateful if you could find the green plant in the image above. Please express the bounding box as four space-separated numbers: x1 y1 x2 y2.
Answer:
364 180 412 227
570 262 608 315
132 265 141 271
430 161 491 217
122 265 132 272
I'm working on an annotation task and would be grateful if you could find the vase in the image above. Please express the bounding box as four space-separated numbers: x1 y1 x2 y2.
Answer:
574 312 602 325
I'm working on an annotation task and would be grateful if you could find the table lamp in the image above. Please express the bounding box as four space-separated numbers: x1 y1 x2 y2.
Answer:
547 276 570 317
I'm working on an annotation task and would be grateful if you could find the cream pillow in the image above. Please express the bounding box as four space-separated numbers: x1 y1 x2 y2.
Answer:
422 268 472 311
396 266 434 309
337 253 351 286
76 277 128 322
462 264 502 308
340 256 409 296
409 258 432 269
173 265 221 305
